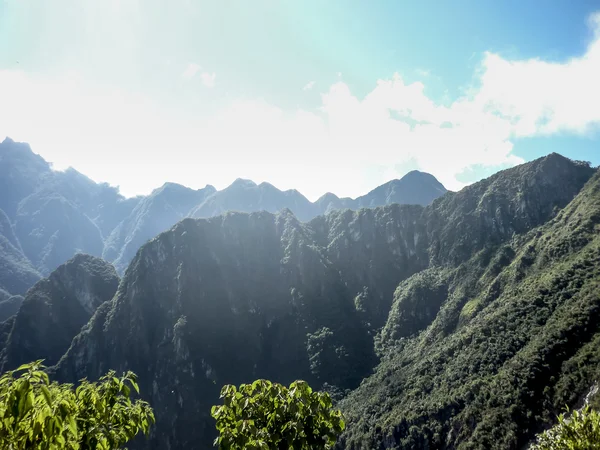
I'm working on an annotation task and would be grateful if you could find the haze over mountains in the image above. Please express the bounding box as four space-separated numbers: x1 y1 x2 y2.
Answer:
0 137 447 292
0 140 599 449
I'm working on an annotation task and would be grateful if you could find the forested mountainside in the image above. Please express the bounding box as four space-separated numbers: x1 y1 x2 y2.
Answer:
0 137 447 285
0 146 596 449
0 254 118 372
3 152 584 449
341 166 600 449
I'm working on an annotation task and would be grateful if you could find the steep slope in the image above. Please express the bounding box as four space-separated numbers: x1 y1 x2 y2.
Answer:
0 254 119 371
0 138 52 220
0 207 22 250
45 167 141 238
0 138 139 282
0 295 24 323
0 208 41 296
52 155 594 450
103 182 216 272
340 166 600 449
14 190 105 275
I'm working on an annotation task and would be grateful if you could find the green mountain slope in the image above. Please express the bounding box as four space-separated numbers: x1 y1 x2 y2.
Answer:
340 167 600 449
0 254 119 372
49 154 595 449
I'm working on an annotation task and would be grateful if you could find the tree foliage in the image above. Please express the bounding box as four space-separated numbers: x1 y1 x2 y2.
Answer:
211 379 345 450
0 360 154 450
532 406 600 449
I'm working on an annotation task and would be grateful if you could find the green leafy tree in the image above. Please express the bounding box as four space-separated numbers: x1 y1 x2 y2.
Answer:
0 360 154 450
532 405 600 449
211 379 345 450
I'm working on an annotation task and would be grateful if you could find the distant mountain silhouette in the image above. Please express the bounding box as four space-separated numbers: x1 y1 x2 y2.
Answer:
0 137 448 289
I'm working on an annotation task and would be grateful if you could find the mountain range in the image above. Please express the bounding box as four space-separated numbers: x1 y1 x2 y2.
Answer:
1 142 598 449
0 137 447 290
1 137 599 449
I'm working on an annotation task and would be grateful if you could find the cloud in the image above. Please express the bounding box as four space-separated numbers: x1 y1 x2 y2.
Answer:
200 72 216 88
182 63 201 79
0 13 599 201
182 63 215 87
472 12 600 137
303 81 316 91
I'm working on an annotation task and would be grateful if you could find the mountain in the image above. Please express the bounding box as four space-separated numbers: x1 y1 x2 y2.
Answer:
0 138 447 293
14 189 105 275
354 170 448 208
47 154 596 449
103 182 216 273
191 179 316 221
0 207 41 296
0 254 119 372
0 138 53 220
0 138 137 284
0 295 23 323
314 170 447 216
341 160 600 449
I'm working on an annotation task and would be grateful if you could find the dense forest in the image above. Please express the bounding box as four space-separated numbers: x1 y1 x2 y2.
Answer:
0 139 599 449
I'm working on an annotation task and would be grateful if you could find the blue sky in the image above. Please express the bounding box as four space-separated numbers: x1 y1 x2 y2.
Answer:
0 0 599 200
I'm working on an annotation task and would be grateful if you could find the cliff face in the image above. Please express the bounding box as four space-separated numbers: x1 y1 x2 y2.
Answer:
52 155 596 450
0 254 119 372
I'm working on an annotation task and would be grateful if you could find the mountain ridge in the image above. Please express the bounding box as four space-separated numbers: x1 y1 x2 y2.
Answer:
0 137 448 288
46 153 596 449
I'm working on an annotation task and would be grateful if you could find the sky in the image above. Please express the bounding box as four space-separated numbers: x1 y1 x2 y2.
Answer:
0 0 599 201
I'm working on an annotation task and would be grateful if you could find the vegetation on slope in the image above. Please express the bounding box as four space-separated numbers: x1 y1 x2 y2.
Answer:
48 155 595 450
0 254 119 372
340 168 600 449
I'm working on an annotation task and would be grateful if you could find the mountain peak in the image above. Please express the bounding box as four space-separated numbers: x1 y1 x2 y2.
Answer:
230 178 257 188
356 170 447 208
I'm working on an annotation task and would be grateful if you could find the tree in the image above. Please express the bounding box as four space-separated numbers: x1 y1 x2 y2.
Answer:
532 405 600 449
0 360 154 450
211 379 345 450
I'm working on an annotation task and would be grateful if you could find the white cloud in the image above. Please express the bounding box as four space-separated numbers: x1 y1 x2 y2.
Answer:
182 63 215 87
472 12 600 137
303 81 316 91
200 72 216 88
182 63 201 79
1 13 599 201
